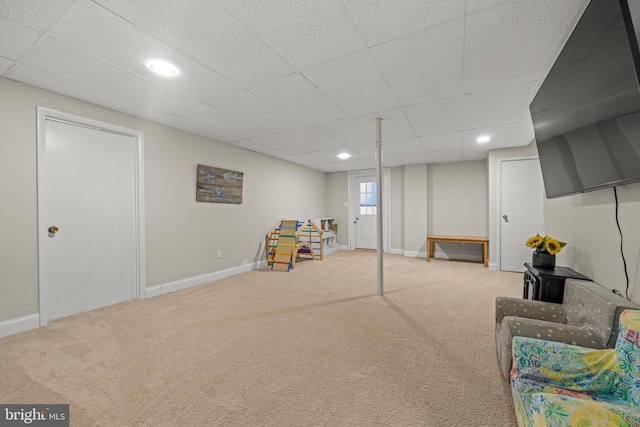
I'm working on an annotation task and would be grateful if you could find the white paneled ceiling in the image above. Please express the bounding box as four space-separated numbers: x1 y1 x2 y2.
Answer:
0 0 589 172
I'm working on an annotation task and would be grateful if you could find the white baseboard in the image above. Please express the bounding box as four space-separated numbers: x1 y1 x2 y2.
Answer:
402 250 427 258
489 262 498 270
146 260 266 298
0 313 40 338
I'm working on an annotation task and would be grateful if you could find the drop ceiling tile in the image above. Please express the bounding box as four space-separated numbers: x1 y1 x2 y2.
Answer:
218 0 365 69
464 0 587 93
93 0 294 87
465 0 509 14
0 0 75 32
277 154 319 166
462 124 513 147
49 1 241 104
21 38 199 114
346 158 377 170
0 56 15 74
281 148 357 165
405 96 463 137
371 18 464 105
0 16 41 60
7 64 169 121
251 126 341 155
344 0 464 46
211 90 305 133
428 149 463 163
252 73 348 125
382 137 425 156
303 49 399 116
361 115 416 141
314 118 373 147
506 120 535 147
228 139 287 158
313 163 344 172
398 151 433 165
382 155 406 168
176 103 271 139
420 132 463 151
350 144 377 158
154 115 241 143
354 108 406 124
463 82 538 129
462 148 489 161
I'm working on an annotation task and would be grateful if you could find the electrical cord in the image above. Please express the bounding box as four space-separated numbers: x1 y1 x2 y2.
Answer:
613 186 630 299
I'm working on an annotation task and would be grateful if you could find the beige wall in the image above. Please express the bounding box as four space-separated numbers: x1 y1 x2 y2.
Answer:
428 160 487 235
325 171 348 246
0 78 327 323
403 164 428 256
390 167 404 251
545 183 640 302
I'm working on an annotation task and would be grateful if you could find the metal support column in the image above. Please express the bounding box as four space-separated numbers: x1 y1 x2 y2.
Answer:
376 118 383 296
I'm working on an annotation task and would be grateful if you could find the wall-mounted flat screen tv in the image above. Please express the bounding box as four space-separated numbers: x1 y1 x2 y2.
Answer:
530 0 640 198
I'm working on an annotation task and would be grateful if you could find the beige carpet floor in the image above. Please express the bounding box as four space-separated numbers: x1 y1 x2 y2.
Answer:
0 250 522 426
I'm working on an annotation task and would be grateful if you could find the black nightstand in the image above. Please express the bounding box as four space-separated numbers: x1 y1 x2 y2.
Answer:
523 263 591 304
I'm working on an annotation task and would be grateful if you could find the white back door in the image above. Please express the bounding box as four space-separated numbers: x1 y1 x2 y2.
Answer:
354 176 377 249
500 158 545 272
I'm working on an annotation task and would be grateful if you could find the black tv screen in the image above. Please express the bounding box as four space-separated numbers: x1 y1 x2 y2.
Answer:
531 0 640 198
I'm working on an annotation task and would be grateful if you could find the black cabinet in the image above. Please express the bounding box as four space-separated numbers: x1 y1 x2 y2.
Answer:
523 263 591 304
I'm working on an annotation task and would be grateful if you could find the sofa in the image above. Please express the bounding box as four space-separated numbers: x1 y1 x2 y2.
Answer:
510 309 640 426
495 278 640 378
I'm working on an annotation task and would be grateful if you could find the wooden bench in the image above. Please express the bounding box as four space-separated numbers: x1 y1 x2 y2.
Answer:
426 235 488 267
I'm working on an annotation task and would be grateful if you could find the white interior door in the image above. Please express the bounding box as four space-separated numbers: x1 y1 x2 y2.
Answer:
354 176 377 249
500 158 545 272
39 114 141 322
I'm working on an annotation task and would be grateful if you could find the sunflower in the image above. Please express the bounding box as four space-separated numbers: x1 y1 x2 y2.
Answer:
526 233 567 254
545 238 562 255
526 234 544 249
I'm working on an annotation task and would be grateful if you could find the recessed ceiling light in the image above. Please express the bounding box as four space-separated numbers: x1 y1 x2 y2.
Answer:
337 153 352 160
148 60 178 77
477 135 491 143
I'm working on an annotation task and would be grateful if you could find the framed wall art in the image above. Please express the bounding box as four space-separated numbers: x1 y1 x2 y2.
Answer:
196 164 243 204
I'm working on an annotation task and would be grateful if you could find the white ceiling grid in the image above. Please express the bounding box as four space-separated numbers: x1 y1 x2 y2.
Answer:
0 0 589 172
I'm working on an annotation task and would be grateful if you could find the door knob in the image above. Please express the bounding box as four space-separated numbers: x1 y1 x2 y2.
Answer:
48 226 59 234
502 214 508 222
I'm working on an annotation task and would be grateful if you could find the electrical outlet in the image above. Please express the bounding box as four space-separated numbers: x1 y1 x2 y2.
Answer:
216 249 222 259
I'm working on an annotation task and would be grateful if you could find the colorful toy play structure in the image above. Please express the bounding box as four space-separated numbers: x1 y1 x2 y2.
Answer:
266 219 323 271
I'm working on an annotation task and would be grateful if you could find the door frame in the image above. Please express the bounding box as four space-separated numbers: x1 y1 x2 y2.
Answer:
347 168 391 252
496 155 543 271
36 107 146 326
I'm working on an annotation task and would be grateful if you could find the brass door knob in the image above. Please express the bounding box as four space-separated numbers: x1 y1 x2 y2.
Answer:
48 226 59 234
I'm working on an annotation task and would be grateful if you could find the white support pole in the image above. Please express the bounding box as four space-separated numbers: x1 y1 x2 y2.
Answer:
376 118 383 296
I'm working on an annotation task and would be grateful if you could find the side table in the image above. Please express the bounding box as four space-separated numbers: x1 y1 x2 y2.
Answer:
523 263 591 304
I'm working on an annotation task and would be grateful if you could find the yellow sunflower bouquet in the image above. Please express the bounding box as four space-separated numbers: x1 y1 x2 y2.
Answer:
526 234 567 255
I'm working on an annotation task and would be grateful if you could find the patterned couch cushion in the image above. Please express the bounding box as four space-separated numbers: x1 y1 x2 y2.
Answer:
510 310 640 426
563 279 640 348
